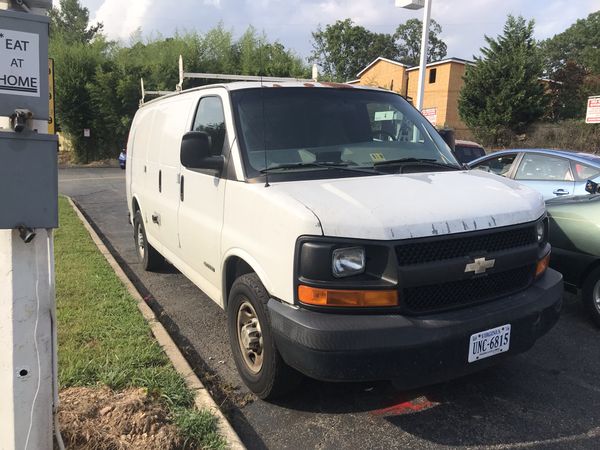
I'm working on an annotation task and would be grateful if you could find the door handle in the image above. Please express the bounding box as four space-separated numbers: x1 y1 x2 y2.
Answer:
553 189 569 196
180 175 184 201
158 170 162 193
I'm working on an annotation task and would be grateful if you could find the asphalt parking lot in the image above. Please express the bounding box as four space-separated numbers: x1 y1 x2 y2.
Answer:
59 167 600 450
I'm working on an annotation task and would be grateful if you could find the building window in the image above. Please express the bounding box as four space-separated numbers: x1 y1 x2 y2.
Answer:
429 68 437 84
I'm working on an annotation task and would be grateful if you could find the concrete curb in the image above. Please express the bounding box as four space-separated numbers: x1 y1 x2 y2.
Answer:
66 196 246 450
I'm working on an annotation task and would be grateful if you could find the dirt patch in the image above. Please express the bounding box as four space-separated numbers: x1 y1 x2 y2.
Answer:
58 387 186 450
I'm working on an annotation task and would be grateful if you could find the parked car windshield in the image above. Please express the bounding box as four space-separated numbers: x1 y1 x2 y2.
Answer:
230 87 460 180
454 145 485 164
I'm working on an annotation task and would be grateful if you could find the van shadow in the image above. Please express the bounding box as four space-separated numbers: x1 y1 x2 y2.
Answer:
269 359 600 447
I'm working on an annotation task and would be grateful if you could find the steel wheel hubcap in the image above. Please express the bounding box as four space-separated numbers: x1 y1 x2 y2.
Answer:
593 280 600 313
236 300 264 373
137 226 145 259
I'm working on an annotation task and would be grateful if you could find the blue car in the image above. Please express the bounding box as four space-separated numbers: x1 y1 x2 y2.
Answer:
118 149 127 169
468 149 600 200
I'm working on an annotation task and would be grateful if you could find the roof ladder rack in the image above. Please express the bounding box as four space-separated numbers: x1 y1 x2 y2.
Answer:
180 55 319 84
140 56 320 105
139 78 177 106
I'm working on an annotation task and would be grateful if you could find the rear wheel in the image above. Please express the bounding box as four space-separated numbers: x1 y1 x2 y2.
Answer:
582 267 600 328
227 273 302 399
133 210 163 271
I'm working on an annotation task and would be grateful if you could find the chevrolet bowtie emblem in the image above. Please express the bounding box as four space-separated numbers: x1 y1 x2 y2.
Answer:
465 257 495 274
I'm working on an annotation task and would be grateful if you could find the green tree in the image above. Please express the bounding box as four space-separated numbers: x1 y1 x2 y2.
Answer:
50 20 308 162
49 0 103 44
458 15 547 145
394 18 447 66
542 11 600 75
235 27 307 77
50 37 108 162
310 19 399 81
545 61 588 120
541 12 600 120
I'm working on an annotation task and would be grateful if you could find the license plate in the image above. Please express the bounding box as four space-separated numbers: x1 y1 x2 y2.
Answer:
468 324 511 363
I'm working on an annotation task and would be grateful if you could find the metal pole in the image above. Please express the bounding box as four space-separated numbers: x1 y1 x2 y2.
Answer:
415 0 432 111
0 2 57 449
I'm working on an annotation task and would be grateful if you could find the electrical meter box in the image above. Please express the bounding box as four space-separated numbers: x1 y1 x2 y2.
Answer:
0 9 49 119
0 131 58 229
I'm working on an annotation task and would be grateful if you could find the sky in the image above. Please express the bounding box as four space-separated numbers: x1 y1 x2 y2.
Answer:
62 0 599 62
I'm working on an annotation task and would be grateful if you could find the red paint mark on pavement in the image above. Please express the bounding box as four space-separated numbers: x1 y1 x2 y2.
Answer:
371 397 438 417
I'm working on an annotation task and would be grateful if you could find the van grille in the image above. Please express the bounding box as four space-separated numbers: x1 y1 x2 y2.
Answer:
396 226 537 266
403 265 535 314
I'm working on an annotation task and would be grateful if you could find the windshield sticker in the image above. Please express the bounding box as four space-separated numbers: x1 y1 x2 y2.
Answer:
370 152 386 162
374 111 396 121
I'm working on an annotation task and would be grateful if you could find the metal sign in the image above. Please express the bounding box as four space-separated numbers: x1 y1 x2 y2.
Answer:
422 107 437 126
0 9 49 118
586 96 600 124
0 28 40 97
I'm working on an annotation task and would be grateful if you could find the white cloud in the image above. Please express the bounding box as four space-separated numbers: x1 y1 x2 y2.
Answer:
81 0 599 60
92 0 151 40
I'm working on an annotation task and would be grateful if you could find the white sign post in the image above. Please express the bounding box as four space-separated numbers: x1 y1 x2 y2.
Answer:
586 96 600 124
0 5 57 450
0 28 40 97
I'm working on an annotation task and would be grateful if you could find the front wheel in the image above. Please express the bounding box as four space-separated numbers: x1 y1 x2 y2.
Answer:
227 273 302 400
582 267 600 328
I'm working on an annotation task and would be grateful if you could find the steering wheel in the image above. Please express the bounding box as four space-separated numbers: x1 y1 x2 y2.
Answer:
373 130 397 141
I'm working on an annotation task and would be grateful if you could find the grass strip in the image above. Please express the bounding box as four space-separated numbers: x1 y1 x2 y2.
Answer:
55 196 225 449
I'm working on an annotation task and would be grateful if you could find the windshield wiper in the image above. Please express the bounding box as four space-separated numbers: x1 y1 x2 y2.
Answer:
373 157 460 170
260 161 381 174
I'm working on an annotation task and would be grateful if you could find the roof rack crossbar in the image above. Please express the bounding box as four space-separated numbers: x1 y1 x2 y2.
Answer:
145 90 174 95
183 72 314 83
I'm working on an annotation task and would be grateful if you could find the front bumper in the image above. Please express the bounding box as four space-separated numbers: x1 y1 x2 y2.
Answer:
268 268 563 388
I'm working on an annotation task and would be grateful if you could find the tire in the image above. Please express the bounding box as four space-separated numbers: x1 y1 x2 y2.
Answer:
582 266 600 328
227 273 302 400
133 210 163 271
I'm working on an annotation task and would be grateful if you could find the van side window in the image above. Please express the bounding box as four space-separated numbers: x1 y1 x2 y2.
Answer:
193 97 227 156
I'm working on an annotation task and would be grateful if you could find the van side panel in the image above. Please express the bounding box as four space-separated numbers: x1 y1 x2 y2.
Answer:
144 98 195 254
220 182 323 305
129 107 156 222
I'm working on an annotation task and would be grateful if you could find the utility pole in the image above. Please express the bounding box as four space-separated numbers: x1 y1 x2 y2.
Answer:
0 1 59 449
396 0 432 110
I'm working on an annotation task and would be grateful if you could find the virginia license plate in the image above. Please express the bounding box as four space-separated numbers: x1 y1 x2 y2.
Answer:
468 324 511 363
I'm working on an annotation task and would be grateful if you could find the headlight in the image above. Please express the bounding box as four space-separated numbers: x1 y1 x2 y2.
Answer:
332 247 365 278
536 220 545 243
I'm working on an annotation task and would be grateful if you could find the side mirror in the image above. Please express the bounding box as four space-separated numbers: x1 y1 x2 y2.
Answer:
180 131 224 171
585 179 600 194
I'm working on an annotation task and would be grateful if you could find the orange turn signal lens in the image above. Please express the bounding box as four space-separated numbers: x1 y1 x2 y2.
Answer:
536 252 551 278
298 285 398 307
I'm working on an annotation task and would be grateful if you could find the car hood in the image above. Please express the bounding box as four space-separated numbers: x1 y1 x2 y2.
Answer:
269 171 545 240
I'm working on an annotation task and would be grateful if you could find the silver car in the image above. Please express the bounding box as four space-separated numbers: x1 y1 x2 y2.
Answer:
468 149 600 200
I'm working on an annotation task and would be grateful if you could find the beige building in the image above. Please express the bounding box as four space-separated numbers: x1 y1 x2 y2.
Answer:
349 57 473 139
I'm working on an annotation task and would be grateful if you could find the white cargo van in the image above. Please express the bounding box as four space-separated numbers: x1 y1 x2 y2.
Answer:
126 82 563 399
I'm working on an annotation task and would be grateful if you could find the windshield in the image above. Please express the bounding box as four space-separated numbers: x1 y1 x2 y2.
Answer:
230 87 459 180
